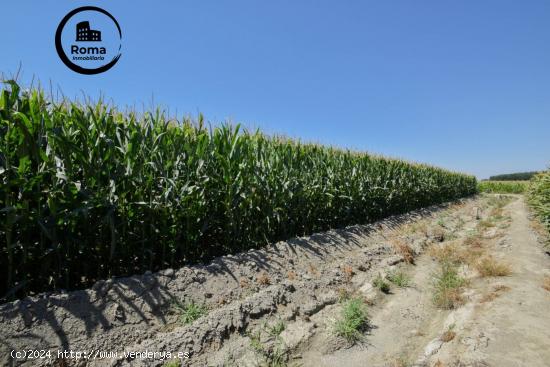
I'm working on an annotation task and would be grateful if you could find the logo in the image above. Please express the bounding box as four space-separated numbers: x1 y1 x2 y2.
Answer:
55 6 122 74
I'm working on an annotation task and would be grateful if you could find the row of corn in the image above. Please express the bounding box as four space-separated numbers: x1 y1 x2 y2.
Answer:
0 81 477 299
527 170 550 242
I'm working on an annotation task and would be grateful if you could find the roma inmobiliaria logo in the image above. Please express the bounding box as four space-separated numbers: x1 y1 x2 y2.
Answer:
55 6 122 74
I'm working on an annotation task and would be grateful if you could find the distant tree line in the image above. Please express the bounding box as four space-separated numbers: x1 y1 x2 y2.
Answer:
488 171 539 181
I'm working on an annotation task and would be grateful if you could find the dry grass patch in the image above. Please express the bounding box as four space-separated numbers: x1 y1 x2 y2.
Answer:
542 276 550 292
480 284 510 303
342 265 354 281
308 263 319 276
411 221 429 236
389 357 409 367
286 270 297 281
393 239 415 264
239 277 250 288
338 287 352 302
428 242 473 266
463 235 484 249
474 257 511 277
432 263 466 309
441 330 456 342
257 272 271 285
477 219 495 230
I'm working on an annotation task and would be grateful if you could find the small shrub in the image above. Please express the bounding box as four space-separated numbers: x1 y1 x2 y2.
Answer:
334 297 369 342
432 264 466 309
373 274 391 294
474 257 511 277
386 271 410 288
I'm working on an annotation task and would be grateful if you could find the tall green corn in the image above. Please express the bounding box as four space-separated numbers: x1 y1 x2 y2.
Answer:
527 169 550 242
0 82 477 299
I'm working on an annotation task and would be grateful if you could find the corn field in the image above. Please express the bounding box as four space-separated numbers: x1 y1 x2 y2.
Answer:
527 170 550 242
0 81 477 299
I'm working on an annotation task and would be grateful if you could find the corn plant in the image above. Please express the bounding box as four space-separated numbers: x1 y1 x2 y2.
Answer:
0 81 477 299
527 169 550 242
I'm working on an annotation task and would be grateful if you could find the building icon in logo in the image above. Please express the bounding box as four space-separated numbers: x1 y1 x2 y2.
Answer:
76 21 101 41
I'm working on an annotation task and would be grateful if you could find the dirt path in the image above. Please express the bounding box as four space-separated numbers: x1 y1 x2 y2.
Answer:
432 197 550 367
299 195 550 367
1 195 549 367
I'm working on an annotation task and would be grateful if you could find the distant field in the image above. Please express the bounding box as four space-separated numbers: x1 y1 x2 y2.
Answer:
478 180 528 194
489 171 538 181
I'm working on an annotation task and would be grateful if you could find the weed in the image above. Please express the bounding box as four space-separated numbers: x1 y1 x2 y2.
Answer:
240 277 250 288
173 300 208 325
163 360 181 367
337 287 352 302
463 235 483 248
287 270 297 281
480 284 510 303
390 356 409 367
432 263 466 309
267 345 288 367
268 320 286 337
334 297 369 342
342 265 354 281
477 220 495 229
441 324 456 342
248 329 264 354
474 257 511 277
373 274 391 294
445 232 458 241
386 271 410 288
431 227 446 242
257 272 271 285
308 264 318 276
248 327 290 367
409 221 428 236
393 240 415 264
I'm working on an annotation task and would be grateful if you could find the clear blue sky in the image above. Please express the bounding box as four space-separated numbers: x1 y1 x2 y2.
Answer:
2 0 549 178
